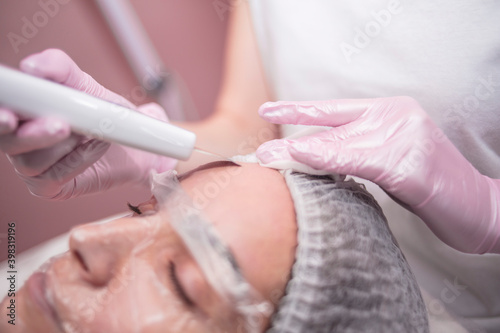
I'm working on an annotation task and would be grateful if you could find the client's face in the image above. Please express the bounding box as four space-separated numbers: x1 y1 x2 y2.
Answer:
0 163 297 332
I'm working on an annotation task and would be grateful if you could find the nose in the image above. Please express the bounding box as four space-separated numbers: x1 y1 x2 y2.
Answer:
69 217 152 286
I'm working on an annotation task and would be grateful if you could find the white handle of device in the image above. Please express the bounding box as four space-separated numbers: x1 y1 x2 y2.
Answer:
0 65 196 160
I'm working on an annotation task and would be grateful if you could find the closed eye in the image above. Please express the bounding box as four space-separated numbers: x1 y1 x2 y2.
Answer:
127 203 142 215
168 261 195 307
127 197 157 216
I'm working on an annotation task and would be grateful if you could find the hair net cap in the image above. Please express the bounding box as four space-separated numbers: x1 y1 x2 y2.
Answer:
268 170 429 333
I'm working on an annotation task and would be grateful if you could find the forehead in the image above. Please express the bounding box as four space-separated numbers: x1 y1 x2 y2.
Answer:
178 162 290 214
178 162 297 295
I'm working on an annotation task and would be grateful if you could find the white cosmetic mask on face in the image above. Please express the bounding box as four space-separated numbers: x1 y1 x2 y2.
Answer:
30 168 271 333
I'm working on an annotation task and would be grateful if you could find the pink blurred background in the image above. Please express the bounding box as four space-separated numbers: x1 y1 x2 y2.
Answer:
0 0 228 260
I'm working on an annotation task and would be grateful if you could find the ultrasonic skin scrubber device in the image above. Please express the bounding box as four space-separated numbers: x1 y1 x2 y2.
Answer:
0 64 197 160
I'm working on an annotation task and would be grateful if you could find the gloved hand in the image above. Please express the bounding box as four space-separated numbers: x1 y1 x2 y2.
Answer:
256 97 500 254
0 49 176 200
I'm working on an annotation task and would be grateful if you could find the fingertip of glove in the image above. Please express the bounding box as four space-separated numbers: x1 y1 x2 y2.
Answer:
0 109 17 134
255 146 271 164
19 57 39 75
45 118 70 136
258 101 277 117
256 143 278 164
256 139 291 164
20 49 74 83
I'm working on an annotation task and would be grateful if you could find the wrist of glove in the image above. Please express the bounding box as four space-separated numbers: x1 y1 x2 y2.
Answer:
411 160 500 254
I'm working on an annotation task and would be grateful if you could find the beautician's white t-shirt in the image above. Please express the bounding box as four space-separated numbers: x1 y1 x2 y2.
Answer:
248 1 500 332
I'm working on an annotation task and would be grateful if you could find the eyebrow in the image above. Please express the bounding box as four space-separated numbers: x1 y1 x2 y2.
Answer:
177 160 241 182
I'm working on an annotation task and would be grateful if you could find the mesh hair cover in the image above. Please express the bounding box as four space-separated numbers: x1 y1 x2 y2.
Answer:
267 171 429 333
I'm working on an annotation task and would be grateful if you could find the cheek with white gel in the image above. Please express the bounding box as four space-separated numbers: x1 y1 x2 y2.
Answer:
19 169 269 333
46 250 233 332
43 208 238 333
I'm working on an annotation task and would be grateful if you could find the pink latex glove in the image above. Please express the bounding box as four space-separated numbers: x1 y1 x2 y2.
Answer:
256 97 500 254
0 49 176 200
